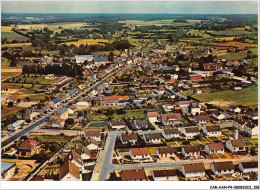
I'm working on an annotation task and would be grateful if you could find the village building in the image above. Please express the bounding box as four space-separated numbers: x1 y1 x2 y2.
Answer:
156 146 175 158
152 169 177 181
129 148 150 160
121 169 146 181
210 161 234 175
181 163 205 178
205 143 225 154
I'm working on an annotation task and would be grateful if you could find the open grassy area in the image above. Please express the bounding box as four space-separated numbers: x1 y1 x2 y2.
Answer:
61 39 113 46
1 31 29 41
2 43 31 48
193 86 258 108
6 75 54 85
88 121 107 129
1 104 24 118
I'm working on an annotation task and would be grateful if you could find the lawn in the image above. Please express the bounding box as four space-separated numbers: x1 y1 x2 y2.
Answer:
112 109 147 120
62 39 112 47
88 121 107 129
193 86 258 108
7 75 54 85
1 31 29 41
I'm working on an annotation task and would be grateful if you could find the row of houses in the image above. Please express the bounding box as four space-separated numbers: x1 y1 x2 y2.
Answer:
118 160 258 181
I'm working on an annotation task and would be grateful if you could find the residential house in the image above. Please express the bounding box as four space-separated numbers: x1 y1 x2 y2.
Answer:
52 108 69 120
238 161 258 173
85 130 101 141
183 127 200 138
190 103 201 116
143 133 162 144
152 169 177 181
161 113 182 125
84 138 99 150
155 86 165 95
188 87 202 94
182 145 200 158
109 120 127 129
6 94 20 104
68 105 77 115
181 163 205 178
225 139 247 153
228 105 241 113
64 151 83 171
244 110 258 120
59 161 81 181
76 146 95 161
54 76 68 85
178 101 191 108
1 161 16 181
193 115 210 124
45 74 55 79
165 92 176 99
147 112 160 122
205 143 225 154
18 140 39 156
189 74 202 81
121 169 146 181
233 117 247 132
133 120 148 130
94 57 108 66
210 161 234 175
129 148 150 160
162 104 174 111
244 121 258 137
51 118 65 128
212 110 226 120
162 129 179 139
156 146 174 158
202 125 222 136
69 88 78 97
120 133 138 145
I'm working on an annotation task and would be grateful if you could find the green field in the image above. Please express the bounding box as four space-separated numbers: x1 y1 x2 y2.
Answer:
208 29 253 36
193 86 258 108
1 31 28 41
6 75 54 85
88 121 107 129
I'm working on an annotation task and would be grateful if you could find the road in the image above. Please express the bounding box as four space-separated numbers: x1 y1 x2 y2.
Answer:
1 67 123 150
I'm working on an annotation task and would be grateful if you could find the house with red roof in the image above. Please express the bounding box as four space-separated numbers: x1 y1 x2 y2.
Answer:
85 130 101 141
64 151 83 171
129 148 150 160
6 94 20 104
68 105 77 115
59 161 81 181
205 143 224 154
147 112 160 122
18 140 39 156
161 113 182 125
193 114 210 124
121 169 146 181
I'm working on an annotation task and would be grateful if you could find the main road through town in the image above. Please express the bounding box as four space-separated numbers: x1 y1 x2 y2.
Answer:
1 67 123 150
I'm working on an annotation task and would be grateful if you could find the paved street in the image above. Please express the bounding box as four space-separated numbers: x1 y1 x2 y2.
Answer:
1 67 122 150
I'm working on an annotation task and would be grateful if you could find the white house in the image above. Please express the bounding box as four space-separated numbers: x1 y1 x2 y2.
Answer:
161 113 182 125
210 161 234 175
143 133 162 144
182 145 200 158
68 105 77 115
51 118 65 129
190 103 201 115
228 105 241 113
212 110 226 120
205 143 224 154
85 130 101 141
156 146 175 158
147 112 160 122
181 163 205 178
59 161 81 181
244 121 258 138
76 146 93 161
120 133 138 145
129 148 150 160
183 127 200 138
162 104 174 111
178 101 191 108
238 161 258 173
84 138 99 150
171 74 179 80
7 120 25 131
65 151 83 171
133 119 148 129
152 169 177 181
225 139 247 153
162 129 179 139
109 120 127 129
202 125 222 136
244 110 258 120
193 115 210 124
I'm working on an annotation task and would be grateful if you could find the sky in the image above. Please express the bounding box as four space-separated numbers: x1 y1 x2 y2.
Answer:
1 1 258 14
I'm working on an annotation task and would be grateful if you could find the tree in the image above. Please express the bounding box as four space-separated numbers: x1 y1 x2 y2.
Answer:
10 59 18 67
8 102 14 107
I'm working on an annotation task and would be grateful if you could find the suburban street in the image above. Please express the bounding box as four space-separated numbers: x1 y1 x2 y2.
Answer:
1 67 123 150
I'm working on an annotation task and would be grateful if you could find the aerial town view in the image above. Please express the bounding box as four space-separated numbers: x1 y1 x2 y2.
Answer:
0 1 259 188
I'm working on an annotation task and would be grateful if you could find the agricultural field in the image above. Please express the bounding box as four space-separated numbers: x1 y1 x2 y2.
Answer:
1 31 29 41
208 29 253 36
2 43 31 48
61 39 113 46
1 104 24 118
5 75 55 85
193 86 258 108
88 121 107 129
33 135 72 144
